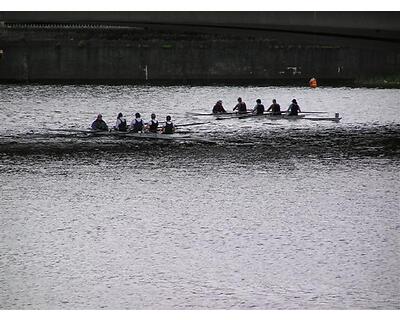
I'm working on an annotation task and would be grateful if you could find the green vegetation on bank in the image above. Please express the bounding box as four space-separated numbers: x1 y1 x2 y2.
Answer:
355 75 400 88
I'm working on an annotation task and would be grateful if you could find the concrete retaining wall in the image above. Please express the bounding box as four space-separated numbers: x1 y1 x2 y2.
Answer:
0 25 399 84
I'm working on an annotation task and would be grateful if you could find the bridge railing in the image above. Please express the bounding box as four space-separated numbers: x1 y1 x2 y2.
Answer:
1 22 143 32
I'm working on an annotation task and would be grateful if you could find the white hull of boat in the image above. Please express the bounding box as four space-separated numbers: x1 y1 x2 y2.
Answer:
214 113 341 122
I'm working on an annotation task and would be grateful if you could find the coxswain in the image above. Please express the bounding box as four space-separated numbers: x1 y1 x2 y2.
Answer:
146 113 159 133
91 114 108 131
233 97 247 114
287 99 302 116
266 99 282 115
212 100 227 114
130 113 144 133
162 115 175 134
253 99 265 115
114 112 127 132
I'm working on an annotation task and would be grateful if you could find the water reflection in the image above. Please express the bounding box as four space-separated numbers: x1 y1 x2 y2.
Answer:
0 85 399 309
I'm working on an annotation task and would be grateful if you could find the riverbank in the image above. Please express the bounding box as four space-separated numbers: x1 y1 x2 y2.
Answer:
354 75 400 89
1 78 399 88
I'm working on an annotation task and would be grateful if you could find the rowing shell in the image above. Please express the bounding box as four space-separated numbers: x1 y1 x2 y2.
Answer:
215 113 342 122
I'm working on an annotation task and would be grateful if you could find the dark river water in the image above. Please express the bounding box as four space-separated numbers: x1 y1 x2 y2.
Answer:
0 85 399 309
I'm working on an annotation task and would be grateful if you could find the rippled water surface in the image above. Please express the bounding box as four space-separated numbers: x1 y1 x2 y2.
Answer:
0 85 399 309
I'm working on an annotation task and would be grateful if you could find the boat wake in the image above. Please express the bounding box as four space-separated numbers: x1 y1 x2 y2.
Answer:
0 124 399 158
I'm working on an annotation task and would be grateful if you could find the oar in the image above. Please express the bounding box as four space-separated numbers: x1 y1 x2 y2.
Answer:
299 111 329 114
264 111 329 115
47 128 99 133
175 121 210 128
215 114 250 120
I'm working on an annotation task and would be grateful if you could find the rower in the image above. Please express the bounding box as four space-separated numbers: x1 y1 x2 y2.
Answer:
114 112 127 132
212 100 227 114
130 113 144 133
253 99 265 115
287 99 302 116
266 99 282 115
146 113 159 133
162 115 175 134
91 114 109 131
233 97 247 114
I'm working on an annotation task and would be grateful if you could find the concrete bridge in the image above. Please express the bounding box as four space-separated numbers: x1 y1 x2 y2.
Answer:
1 12 399 40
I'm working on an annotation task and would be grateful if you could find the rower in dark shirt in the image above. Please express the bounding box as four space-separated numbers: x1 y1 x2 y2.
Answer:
130 113 145 133
114 112 127 132
233 97 247 114
91 114 109 131
162 115 175 134
146 113 159 133
253 99 265 115
212 100 227 114
266 99 282 115
287 99 302 116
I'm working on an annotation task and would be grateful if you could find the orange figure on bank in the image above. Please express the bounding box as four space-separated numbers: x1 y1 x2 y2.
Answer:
309 77 318 88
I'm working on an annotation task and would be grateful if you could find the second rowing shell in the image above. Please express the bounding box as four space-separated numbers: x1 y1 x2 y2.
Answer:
214 113 341 121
